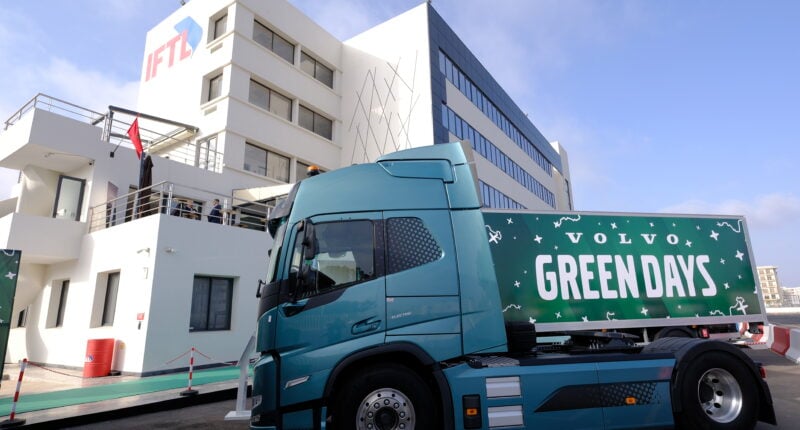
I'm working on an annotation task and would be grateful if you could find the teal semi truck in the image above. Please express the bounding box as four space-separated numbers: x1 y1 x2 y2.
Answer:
251 142 775 429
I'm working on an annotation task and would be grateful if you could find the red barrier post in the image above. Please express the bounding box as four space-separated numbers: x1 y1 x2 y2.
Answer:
180 347 198 396
0 358 28 428
771 326 791 355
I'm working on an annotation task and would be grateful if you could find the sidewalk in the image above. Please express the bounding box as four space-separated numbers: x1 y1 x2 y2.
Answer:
0 362 248 428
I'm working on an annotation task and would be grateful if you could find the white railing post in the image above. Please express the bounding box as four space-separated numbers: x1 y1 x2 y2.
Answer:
225 332 256 420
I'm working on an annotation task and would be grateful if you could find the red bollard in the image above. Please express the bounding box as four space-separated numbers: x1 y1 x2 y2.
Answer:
180 347 198 396
0 358 28 428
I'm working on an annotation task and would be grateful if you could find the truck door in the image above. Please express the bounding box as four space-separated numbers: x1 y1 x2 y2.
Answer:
273 212 385 409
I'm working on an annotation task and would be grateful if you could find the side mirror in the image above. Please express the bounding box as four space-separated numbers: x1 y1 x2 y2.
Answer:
256 279 266 298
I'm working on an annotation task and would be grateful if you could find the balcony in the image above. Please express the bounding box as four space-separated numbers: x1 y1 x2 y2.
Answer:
88 181 282 233
0 212 84 264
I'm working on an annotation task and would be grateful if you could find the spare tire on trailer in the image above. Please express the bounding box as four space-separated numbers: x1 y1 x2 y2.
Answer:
642 338 776 429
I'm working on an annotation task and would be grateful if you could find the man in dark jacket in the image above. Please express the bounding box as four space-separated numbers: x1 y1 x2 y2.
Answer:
208 199 223 224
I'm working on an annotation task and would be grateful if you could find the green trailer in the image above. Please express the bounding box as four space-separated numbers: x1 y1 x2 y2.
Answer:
484 210 767 340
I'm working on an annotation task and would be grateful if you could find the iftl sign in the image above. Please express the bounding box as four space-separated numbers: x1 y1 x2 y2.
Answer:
145 16 202 81
483 211 762 327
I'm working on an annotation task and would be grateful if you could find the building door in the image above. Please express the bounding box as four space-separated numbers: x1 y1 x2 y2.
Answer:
52 175 85 221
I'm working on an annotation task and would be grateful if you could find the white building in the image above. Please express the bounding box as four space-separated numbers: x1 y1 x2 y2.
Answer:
1 0 571 375
757 266 782 308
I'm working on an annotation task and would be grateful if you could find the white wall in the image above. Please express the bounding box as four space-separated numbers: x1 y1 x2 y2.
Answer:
340 4 435 166
7 213 270 374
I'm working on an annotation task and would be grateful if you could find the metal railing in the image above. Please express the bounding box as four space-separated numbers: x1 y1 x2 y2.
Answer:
88 181 276 233
4 94 222 173
3 93 105 131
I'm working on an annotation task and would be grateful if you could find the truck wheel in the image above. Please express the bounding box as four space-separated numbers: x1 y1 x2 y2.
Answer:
332 363 436 430
674 351 758 429
654 326 695 339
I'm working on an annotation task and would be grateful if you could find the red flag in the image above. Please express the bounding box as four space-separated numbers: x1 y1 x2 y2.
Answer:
127 117 143 159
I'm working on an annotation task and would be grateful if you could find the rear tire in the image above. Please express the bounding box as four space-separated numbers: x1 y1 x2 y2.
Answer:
674 351 759 429
331 363 437 430
654 326 695 340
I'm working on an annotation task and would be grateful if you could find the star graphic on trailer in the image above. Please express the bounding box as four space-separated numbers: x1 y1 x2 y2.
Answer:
685 240 692 248
529 317 536 324
506 218 513 224
610 223 618 229
641 307 649 316
710 230 719 241
581 316 588 322
735 250 744 261
724 282 730 289
533 235 542 244
4 272 15 280
513 281 520 288
555 312 562 319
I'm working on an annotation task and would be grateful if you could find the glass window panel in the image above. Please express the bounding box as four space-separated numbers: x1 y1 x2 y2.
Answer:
102 272 120 326
54 176 84 221
248 80 268 110
214 15 227 39
299 106 314 132
296 161 310 181
56 280 69 327
314 115 333 140
270 90 292 120
272 33 294 63
316 62 333 88
253 21 272 49
438 51 445 74
244 143 267 176
208 279 232 330
208 74 222 101
300 52 315 76
267 151 290 182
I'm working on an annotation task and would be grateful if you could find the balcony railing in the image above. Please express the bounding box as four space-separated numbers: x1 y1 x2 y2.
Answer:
3 94 222 173
4 93 105 130
88 181 277 233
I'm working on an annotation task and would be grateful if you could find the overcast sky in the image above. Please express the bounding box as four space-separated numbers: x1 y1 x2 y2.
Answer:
1 0 798 286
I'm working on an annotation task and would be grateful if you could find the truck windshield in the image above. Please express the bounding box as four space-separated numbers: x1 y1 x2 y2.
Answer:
265 221 287 283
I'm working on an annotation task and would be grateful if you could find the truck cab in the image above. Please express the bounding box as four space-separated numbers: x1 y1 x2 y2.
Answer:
252 142 506 428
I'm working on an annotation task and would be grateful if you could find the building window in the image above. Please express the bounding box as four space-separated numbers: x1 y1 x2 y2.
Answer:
253 21 294 63
299 105 332 140
53 175 85 221
190 276 233 332
244 143 290 182
300 51 333 88
50 280 69 328
213 15 227 40
102 272 120 326
207 74 222 101
196 135 219 172
248 80 292 120
16 307 27 328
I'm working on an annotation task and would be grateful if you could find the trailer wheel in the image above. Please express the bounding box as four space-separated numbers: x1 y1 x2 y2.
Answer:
674 351 758 429
332 363 436 430
654 326 695 339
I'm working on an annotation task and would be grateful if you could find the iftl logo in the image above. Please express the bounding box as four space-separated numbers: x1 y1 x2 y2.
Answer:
145 16 202 81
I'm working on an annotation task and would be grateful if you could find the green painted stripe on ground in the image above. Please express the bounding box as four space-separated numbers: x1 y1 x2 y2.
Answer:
0 366 250 415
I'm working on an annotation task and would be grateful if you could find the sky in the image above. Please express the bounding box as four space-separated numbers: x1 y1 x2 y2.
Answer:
0 0 798 286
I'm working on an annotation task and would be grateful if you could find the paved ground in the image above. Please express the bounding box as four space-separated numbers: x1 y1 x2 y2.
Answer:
0 362 244 428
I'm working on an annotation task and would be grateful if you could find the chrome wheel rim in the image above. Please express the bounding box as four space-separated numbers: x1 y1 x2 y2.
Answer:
697 367 743 423
356 388 415 430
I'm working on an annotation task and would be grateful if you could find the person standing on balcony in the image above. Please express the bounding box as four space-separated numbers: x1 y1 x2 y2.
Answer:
208 199 222 224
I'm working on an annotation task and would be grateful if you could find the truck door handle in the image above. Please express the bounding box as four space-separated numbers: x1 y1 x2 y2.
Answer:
281 299 309 317
352 317 381 335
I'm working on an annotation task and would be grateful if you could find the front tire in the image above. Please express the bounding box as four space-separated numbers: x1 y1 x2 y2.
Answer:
674 351 758 429
332 363 436 430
